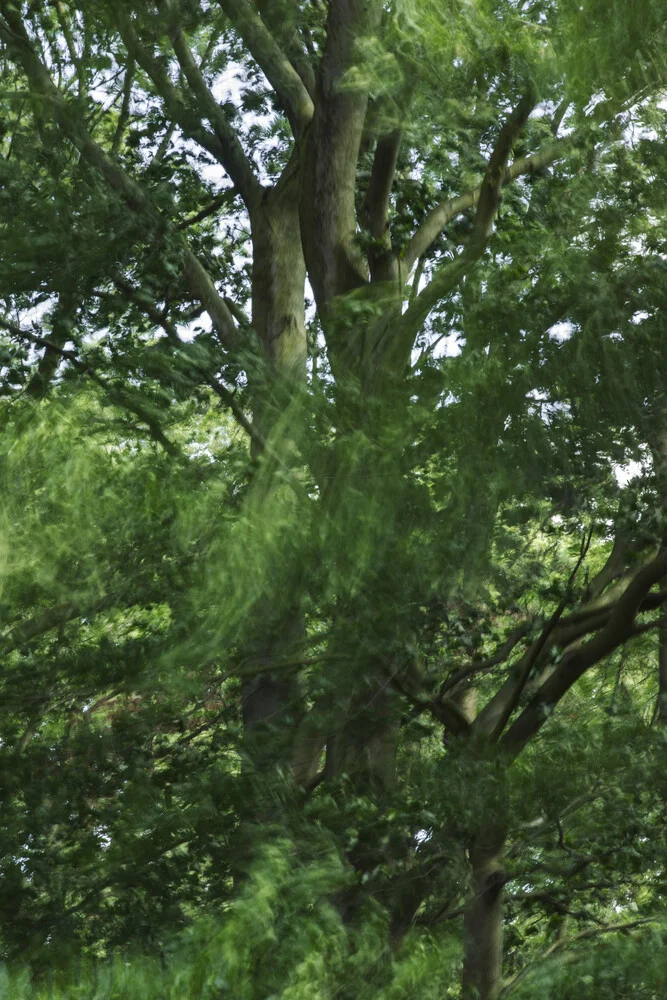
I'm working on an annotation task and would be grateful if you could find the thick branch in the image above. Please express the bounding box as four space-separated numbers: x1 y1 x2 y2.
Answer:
363 130 402 238
503 546 667 755
404 139 566 275
182 250 238 348
471 606 566 741
389 253 474 364
299 0 384 309
472 530 591 740
166 20 262 206
254 0 317 97
378 658 471 738
217 0 314 135
468 91 537 254
361 129 403 282
116 9 259 206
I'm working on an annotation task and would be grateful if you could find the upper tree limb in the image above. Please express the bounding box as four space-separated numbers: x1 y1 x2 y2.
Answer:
217 0 314 136
503 545 667 755
403 139 568 276
0 5 239 350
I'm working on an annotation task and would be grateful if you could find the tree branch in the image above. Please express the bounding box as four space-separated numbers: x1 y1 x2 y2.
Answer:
503 545 667 755
361 129 403 280
255 0 317 97
177 191 235 229
403 138 567 275
0 316 182 455
165 17 263 206
439 622 533 698
182 250 238 348
472 527 592 740
217 0 314 135
115 9 260 206
111 55 134 155
299 0 384 309
390 125 562 369
108 273 262 450
499 918 660 998
0 6 239 351
468 91 538 254
389 253 475 364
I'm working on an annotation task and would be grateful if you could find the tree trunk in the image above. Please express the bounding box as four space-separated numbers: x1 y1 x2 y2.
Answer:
645 407 667 727
462 826 506 1000
659 621 667 727
241 173 308 750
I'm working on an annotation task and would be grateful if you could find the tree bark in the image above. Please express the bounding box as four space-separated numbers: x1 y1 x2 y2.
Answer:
240 171 308 750
462 825 506 1000
643 403 667 727
658 621 667 726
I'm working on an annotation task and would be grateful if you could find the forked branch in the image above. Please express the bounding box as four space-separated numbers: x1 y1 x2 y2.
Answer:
217 0 314 135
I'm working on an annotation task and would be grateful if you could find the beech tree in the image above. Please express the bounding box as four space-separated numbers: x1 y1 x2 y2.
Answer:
1 1 667 997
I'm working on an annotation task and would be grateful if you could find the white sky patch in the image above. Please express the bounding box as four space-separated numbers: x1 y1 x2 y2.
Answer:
20 299 54 327
178 313 210 342
211 65 245 105
548 321 574 342
614 459 644 487
411 329 463 367
433 331 463 358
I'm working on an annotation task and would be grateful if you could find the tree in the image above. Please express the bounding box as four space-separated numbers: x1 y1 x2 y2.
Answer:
0 1 666 997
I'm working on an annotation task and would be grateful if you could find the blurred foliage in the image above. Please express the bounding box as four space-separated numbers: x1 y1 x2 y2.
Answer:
0 0 666 996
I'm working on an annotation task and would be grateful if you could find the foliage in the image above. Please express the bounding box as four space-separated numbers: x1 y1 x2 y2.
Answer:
0 0 666 997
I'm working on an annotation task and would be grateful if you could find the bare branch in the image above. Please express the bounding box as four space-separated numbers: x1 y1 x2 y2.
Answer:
299 0 384 308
